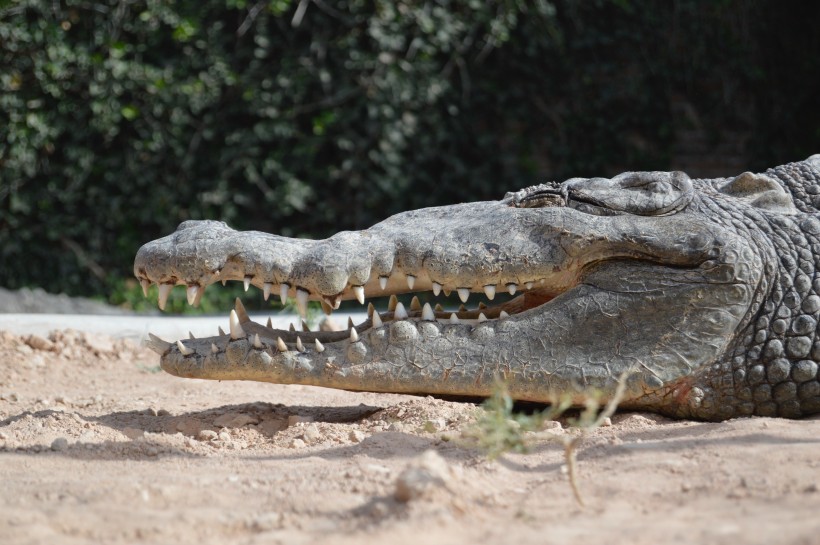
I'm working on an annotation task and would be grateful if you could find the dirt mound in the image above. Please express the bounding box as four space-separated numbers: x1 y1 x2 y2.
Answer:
1 329 819 545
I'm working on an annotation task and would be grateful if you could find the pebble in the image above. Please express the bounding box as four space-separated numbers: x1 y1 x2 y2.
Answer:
51 437 69 451
394 450 452 503
198 430 218 441
24 334 56 352
289 438 306 449
218 431 231 442
349 430 366 443
302 424 321 443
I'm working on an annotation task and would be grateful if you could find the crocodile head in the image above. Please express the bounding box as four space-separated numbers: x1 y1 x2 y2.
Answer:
134 157 820 420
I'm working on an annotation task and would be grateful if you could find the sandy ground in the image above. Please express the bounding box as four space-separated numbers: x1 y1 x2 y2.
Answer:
1 328 820 545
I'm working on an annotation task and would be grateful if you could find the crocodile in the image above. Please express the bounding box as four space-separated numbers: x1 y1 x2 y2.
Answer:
134 156 820 421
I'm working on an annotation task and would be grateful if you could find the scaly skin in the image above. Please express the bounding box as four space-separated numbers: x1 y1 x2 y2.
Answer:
134 156 820 420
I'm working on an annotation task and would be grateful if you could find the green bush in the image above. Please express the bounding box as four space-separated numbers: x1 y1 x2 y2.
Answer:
1 0 818 307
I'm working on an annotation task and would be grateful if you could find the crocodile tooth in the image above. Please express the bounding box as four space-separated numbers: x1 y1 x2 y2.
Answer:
348 317 355 329
234 298 250 323
266 317 273 329
296 289 309 316
449 313 460 324
388 294 398 311
507 283 517 295
289 323 296 332
218 326 226 336
478 302 487 309
276 337 288 352
394 302 408 320
146 333 171 355
157 284 172 310
280 283 290 304
410 296 421 311
483 285 496 300
422 303 435 321
263 282 272 301
478 312 488 322
379 276 388 290
188 331 195 339
302 320 310 332
432 282 442 296
253 334 262 348
353 285 365 305
459 304 467 312
457 288 470 303
406 275 416 289
229 310 246 339
244 276 252 292
499 310 510 319
350 327 359 342
435 303 444 312
321 300 333 315
367 302 375 318
211 343 219 354
525 281 533 290
315 339 325 353
176 340 193 356
140 279 150 297
221 278 227 286
443 289 452 297
372 312 383 328
296 336 304 352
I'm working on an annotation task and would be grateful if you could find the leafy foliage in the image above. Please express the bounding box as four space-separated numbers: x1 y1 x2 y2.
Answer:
1 0 818 306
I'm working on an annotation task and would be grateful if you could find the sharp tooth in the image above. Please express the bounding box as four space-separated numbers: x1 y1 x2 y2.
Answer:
372 312 383 328
276 337 288 352
140 279 150 297
432 282 442 296
410 296 421 311
499 310 510 319
525 282 533 290
263 282 272 301
229 310 246 339
321 300 333 315
157 284 172 310
280 283 290 304
350 327 359 342
221 279 227 286
435 303 444 312
315 339 325 353
218 326 226 336
379 276 388 290
394 302 408 319
332 298 341 310
422 303 435 321
186 284 198 306
266 317 273 329
388 294 398 311
146 333 171 355
289 323 296 332
457 288 470 303
406 275 416 289
507 283 517 295
483 285 496 300
188 331 195 339
296 336 304 352
458 304 467 313
296 289 309 316
478 312 488 322
244 276 252 292
367 302 375 318
443 289 451 297
478 302 487 309
348 317 355 329
302 320 310 332
176 340 194 356
234 298 250 323
253 334 263 348
449 313 460 324
353 285 365 305
211 343 219 354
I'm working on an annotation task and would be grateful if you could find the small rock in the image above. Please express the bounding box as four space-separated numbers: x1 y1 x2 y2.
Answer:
287 415 314 427
289 438 306 449
122 427 145 440
302 423 321 443
24 334 55 352
51 437 69 451
394 450 453 503
157 409 171 417
349 430 366 443
218 431 231 442
600 417 613 427
542 420 562 430
388 422 406 433
197 430 218 441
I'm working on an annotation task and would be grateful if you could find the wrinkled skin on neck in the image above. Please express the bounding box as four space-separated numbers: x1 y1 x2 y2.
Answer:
134 156 820 420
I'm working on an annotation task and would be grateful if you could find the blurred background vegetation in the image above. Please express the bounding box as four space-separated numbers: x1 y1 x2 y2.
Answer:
1 0 818 312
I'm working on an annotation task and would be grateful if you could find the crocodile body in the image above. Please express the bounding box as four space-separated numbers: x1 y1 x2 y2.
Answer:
135 156 820 420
